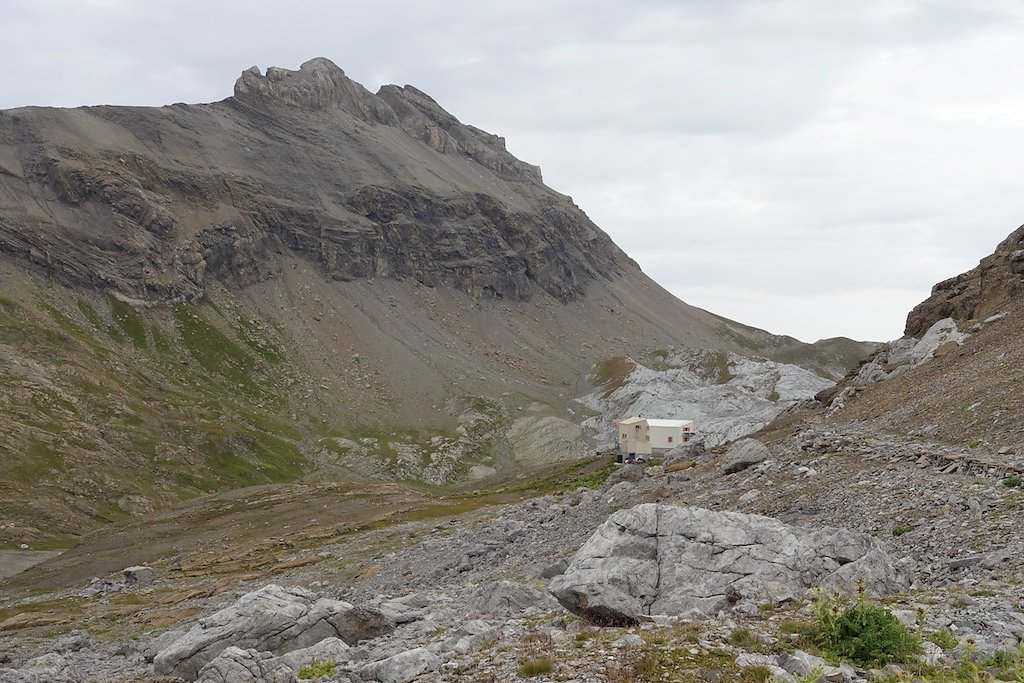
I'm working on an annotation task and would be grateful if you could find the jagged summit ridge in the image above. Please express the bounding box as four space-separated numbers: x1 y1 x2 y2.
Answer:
233 58 398 123
232 58 542 183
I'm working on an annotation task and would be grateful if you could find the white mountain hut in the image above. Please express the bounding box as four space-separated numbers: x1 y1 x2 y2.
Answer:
616 417 695 459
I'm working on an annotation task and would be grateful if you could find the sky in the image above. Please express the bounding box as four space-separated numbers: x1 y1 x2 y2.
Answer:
2 1 1022 343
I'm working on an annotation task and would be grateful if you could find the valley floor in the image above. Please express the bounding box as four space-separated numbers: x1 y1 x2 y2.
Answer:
1 425 1022 681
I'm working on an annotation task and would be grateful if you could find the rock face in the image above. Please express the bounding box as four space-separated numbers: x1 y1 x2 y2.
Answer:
153 584 392 679
0 57 625 306
816 316 970 408
905 224 1024 337
548 503 904 624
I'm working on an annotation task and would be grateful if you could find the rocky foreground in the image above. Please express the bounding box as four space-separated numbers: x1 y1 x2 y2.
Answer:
2 422 1023 682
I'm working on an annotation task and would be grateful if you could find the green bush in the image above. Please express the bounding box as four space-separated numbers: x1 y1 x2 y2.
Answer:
297 659 335 679
813 592 920 667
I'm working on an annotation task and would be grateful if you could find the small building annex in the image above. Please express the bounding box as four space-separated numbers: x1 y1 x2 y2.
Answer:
616 417 695 458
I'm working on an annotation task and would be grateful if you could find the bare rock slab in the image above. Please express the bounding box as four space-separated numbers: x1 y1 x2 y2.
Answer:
194 646 294 683
360 647 441 683
548 503 905 624
721 438 770 474
153 584 391 679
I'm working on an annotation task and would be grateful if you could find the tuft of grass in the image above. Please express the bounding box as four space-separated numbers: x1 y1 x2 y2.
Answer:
729 627 764 650
925 628 959 650
740 664 775 682
297 659 335 679
1003 476 1022 488
517 658 554 677
891 524 914 537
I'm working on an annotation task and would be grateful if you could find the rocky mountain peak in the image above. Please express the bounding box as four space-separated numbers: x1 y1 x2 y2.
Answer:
232 57 398 125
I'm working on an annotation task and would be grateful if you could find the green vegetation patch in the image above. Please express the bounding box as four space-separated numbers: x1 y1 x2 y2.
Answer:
4 439 67 480
197 428 307 490
593 356 636 397
173 303 262 395
297 659 336 680
109 296 148 349
809 592 920 667
695 350 734 384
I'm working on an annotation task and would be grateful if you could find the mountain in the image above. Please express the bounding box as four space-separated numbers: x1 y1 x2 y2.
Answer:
0 58 862 548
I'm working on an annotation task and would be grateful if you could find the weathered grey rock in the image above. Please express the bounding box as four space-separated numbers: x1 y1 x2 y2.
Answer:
332 606 393 646
537 558 569 580
0 653 73 683
194 646 294 683
42 630 90 654
123 565 155 586
360 647 440 683
468 580 559 616
779 649 832 677
737 489 761 506
736 652 791 680
153 584 392 679
663 441 706 465
274 637 350 670
605 464 644 487
722 439 770 474
548 504 904 624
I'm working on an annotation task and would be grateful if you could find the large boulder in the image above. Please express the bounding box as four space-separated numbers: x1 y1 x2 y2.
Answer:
663 440 706 465
468 580 559 616
153 584 391 679
548 504 904 624
195 638 351 683
360 647 441 683
193 647 294 683
721 438 770 474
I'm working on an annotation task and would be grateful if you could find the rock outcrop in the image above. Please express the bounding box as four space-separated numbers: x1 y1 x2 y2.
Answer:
721 438 770 474
548 503 904 624
153 584 392 679
905 224 1024 337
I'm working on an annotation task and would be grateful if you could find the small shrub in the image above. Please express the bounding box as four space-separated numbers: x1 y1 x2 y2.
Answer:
891 524 914 537
297 659 335 680
1003 476 1022 488
517 657 554 677
812 592 920 666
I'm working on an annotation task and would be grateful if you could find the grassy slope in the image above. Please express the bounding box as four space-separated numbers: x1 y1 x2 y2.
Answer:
0 278 313 548
709 313 879 379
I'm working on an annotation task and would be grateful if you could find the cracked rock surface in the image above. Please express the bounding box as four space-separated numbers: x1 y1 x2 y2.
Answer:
549 503 905 623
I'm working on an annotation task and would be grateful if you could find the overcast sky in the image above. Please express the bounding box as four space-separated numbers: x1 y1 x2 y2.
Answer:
2 1 1022 342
